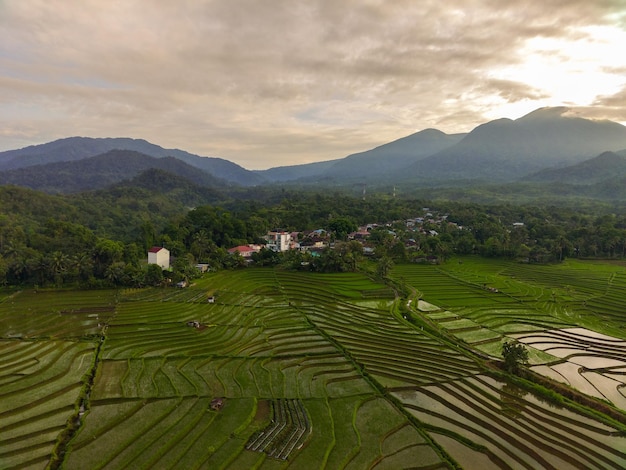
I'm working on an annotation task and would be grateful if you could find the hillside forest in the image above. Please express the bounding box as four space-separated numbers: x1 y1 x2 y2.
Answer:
1 181 626 289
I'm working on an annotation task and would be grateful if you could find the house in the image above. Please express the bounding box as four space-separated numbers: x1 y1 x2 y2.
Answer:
147 246 170 269
299 237 328 252
195 263 210 273
265 230 292 252
227 244 261 258
349 228 371 240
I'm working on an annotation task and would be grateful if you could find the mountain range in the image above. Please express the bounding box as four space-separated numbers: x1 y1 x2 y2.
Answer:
256 128 467 183
0 137 262 186
1 107 626 195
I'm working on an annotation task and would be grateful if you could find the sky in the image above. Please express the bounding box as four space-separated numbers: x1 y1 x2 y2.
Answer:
1 1 626 170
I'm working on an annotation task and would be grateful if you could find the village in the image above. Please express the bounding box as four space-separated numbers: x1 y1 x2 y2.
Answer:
222 208 462 262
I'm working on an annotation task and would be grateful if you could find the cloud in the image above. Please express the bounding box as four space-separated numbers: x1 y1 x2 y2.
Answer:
1 0 625 168
590 84 626 122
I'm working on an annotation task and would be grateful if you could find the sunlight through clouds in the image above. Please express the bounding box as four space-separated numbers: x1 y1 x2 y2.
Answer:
485 24 626 121
1 1 625 168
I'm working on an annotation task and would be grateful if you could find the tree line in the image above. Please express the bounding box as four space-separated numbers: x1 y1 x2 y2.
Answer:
1 184 626 287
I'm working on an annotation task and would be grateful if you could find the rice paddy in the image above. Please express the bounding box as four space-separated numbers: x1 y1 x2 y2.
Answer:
2 258 626 469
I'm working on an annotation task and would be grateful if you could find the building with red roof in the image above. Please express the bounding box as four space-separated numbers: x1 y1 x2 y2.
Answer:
147 246 170 269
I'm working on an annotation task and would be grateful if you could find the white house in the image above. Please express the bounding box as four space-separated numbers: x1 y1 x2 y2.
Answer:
148 246 170 269
265 230 292 252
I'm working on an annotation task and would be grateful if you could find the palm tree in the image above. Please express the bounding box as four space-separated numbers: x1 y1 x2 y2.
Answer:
49 251 69 286
190 230 212 262
105 262 127 286
34 255 50 286
50 251 68 274
72 252 94 282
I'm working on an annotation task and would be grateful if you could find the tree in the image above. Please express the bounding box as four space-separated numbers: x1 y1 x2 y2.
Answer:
139 220 156 251
337 240 364 271
369 227 395 250
315 248 347 272
172 253 199 283
387 240 407 262
280 249 313 270
72 252 94 283
502 341 529 374
252 247 281 267
0 255 7 286
105 261 127 286
93 238 124 277
143 263 164 287
49 251 69 286
190 230 212 262
327 217 357 241
376 256 393 279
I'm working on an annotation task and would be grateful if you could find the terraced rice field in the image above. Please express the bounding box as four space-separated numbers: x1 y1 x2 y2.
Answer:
393 258 626 359
390 258 626 468
0 290 116 469
513 327 626 409
3 259 626 469
395 374 626 469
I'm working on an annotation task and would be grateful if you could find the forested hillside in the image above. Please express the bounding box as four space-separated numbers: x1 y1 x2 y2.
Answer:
1 178 626 289
0 151 226 193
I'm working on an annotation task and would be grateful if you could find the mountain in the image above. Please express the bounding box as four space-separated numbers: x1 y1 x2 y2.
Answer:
400 107 626 182
3 107 626 190
110 167 222 205
0 137 263 186
0 149 226 193
254 159 341 183
255 129 465 183
319 129 465 181
523 151 626 185
0 168 223 241
260 107 626 186
586 174 626 200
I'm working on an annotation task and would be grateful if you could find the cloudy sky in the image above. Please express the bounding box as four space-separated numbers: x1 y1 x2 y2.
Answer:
1 1 626 169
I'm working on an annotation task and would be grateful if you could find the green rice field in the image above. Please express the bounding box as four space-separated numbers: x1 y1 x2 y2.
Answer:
2 258 626 469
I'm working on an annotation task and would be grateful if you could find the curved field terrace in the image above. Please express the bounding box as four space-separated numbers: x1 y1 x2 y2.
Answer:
2 259 626 469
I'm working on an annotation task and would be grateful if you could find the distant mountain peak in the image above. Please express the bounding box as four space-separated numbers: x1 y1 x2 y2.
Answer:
517 106 572 121
416 128 447 136
404 107 626 182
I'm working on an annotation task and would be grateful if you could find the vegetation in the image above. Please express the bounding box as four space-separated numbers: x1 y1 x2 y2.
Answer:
2 181 626 291
501 341 529 374
3 179 626 468
3 258 626 468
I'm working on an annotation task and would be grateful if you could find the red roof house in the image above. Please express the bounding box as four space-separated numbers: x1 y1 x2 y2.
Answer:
227 245 261 258
147 246 170 269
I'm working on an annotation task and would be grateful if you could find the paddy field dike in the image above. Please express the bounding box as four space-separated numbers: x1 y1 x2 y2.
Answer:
2 257 626 469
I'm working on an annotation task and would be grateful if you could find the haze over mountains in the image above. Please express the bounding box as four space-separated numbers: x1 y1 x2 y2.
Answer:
524 150 626 185
0 150 227 193
1 107 626 194
0 137 262 186
256 128 467 183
